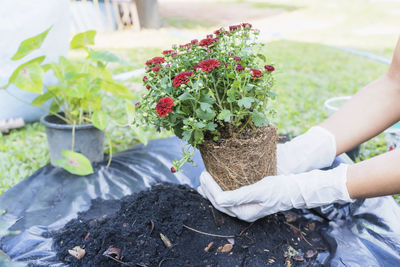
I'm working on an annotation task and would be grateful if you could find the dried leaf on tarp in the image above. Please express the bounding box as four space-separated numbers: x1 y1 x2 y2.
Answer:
68 246 85 260
160 233 172 248
204 242 214 252
217 243 233 253
103 246 121 260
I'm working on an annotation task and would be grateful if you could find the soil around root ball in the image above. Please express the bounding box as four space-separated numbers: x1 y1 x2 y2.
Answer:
53 183 329 266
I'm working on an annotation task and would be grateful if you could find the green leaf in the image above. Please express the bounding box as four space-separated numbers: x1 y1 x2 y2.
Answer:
31 90 54 106
5 56 45 89
182 130 193 142
217 109 231 122
49 99 60 114
178 92 192 101
232 80 240 89
89 50 127 64
257 53 266 61
70 30 96 50
196 109 215 121
11 27 51 60
206 122 217 131
91 110 107 130
227 88 236 102
251 111 269 127
102 80 133 99
199 93 215 104
199 102 212 112
196 121 206 129
13 62 44 94
238 97 256 109
194 129 204 143
55 150 94 176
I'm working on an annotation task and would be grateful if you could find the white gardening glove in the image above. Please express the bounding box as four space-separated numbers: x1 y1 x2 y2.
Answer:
198 164 353 222
277 126 337 175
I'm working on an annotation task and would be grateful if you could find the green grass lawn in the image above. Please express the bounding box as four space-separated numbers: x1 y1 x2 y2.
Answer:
0 41 395 203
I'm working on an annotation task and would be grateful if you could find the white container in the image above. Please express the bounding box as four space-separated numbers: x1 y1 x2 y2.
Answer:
324 96 352 116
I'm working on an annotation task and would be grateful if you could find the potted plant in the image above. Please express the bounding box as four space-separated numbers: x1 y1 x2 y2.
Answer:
137 23 278 190
1 28 133 175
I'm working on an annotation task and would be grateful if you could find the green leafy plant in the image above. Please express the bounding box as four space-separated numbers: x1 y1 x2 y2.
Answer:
1 28 133 175
137 23 276 171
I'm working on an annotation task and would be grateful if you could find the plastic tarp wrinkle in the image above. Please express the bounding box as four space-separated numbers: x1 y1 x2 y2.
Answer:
0 137 400 266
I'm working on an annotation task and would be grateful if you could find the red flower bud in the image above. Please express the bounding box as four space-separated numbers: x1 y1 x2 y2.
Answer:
143 76 148 82
135 102 140 106
151 65 161 72
233 56 241 61
171 166 176 173
236 64 244 72
264 65 275 72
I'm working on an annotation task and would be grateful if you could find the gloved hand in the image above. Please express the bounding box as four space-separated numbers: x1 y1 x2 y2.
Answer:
277 126 337 175
198 164 354 222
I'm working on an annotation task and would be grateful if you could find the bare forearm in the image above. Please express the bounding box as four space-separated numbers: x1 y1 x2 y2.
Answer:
320 37 400 155
320 75 400 154
347 149 400 198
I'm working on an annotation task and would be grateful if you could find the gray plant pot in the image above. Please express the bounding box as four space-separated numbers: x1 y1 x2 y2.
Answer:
41 114 105 166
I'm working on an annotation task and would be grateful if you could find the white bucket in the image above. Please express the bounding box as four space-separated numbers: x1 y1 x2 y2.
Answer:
324 96 352 116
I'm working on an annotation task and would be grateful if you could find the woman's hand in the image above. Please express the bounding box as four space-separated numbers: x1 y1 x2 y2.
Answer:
198 164 353 222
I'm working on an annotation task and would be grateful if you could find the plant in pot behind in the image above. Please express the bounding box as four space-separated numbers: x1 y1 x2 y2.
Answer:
137 23 278 190
2 28 133 175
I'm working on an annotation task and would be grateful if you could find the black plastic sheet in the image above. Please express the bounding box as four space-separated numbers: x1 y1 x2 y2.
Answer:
1 137 400 266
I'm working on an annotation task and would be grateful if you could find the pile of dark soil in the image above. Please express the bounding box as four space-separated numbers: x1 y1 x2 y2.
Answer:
53 183 329 266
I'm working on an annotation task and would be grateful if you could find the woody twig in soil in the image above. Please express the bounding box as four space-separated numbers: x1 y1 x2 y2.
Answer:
239 222 255 236
182 224 235 238
103 254 134 267
209 205 220 228
283 222 312 246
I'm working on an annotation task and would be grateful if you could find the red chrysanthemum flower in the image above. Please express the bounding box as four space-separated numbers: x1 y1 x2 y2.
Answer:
241 23 252 29
146 56 165 66
214 28 226 35
250 68 264 79
151 65 161 72
162 50 174 55
198 59 220 73
207 34 213 38
233 56 241 61
236 64 244 72
156 97 174 117
264 65 275 72
199 38 216 47
191 39 198 45
171 52 178 57
143 76 148 82
229 24 241 31
172 71 194 88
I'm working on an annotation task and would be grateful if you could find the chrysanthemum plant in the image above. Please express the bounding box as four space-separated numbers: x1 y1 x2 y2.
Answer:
138 23 276 172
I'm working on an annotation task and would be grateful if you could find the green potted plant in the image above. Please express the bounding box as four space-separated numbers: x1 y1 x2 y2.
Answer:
1 28 133 175
137 23 278 190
